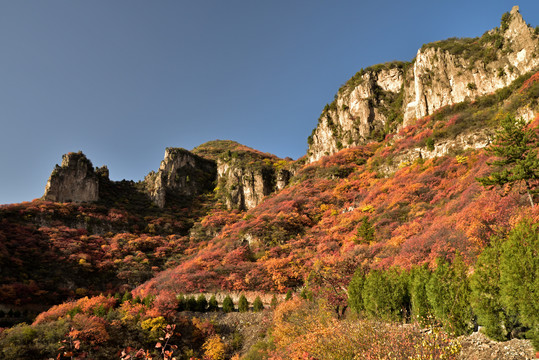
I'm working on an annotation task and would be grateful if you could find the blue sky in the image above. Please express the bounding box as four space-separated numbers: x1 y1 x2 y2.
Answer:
1 1 538 204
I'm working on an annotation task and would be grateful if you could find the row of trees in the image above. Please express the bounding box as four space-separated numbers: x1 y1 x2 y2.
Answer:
347 219 539 348
176 294 268 313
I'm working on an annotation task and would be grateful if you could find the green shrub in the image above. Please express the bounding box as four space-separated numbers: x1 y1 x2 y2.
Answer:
348 268 366 314
222 295 234 312
362 268 409 321
426 137 435 151
208 295 219 311
409 264 433 323
196 294 208 312
427 254 473 335
238 294 249 312
499 220 539 349
176 294 186 311
186 296 197 311
271 294 279 308
285 290 293 301
253 296 264 312
471 238 518 341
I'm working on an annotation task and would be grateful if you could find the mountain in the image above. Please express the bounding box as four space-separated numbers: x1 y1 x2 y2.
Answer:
1 7 538 360
307 6 538 162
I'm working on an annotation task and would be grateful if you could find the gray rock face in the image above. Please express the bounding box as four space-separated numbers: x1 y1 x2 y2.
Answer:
307 7 539 163
144 148 217 208
43 152 99 203
216 159 276 210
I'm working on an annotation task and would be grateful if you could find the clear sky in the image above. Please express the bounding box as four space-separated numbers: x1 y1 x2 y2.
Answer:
1 1 538 204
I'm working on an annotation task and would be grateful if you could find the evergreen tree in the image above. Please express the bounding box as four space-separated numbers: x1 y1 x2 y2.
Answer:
253 296 264 312
270 294 278 308
208 295 219 311
499 220 539 348
471 237 518 341
477 115 539 207
222 295 234 313
186 296 197 311
355 216 375 243
409 264 433 324
347 267 366 314
427 254 473 335
362 268 409 321
238 294 249 312
176 294 186 311
196 294 208 312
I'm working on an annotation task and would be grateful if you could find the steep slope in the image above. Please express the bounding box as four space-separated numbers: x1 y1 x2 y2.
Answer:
307 6 539 162
136 70 539 296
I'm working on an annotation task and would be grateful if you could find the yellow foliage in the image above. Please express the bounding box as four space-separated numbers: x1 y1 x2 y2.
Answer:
361 204 375 213
202 334 227 360
140 316 166 341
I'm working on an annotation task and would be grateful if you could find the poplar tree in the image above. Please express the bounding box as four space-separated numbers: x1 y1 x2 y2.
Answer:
477 115 539 207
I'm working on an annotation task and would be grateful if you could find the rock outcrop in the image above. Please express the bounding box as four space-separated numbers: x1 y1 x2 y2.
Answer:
43 151 100 203
193 140 294 210
144 148 217 208
307 6 539 163
217 159 276 210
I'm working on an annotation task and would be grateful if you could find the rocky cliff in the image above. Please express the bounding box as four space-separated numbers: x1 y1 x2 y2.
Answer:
43 151 100 203
307 6 539 163
193 140 293 210
144 147 217 208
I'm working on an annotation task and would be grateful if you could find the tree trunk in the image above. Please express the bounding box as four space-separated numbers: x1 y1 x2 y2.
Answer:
525 181 534 207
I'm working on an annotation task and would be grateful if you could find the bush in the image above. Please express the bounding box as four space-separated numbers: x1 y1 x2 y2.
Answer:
409 264 433 324
222 295 234 313
348 268 366 314
362 268 409 321
238 294 249 312
470 238 517 341
186 296 197 312
176 294 186 311
196 294 208 312
208 295 219 311
253 296 264 312
499 221 539 348
285 290 293 301
427 254 473 335
271 295 279 308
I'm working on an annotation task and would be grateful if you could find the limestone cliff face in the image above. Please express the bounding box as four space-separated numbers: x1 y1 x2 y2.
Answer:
216 157 293 210
43 152 99 203
144 148 216 208
307 6 539 163
192 140 294 210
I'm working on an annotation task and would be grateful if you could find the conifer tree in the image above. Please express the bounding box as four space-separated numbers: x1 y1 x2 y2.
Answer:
477 115 539 207
347 267 366 314
470 237 518 341
238 294 249 312
253 296 264 312
409 264 433 324
499 220 539 348
176 294 186 312
208 295 219 311
270 294 279 308
427 254 473 335
196 294 208 312
186 296 197 311
222 295 234 313
355 216 375 243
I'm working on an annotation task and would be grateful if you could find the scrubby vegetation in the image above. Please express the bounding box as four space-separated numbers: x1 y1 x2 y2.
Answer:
1 21 539 358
